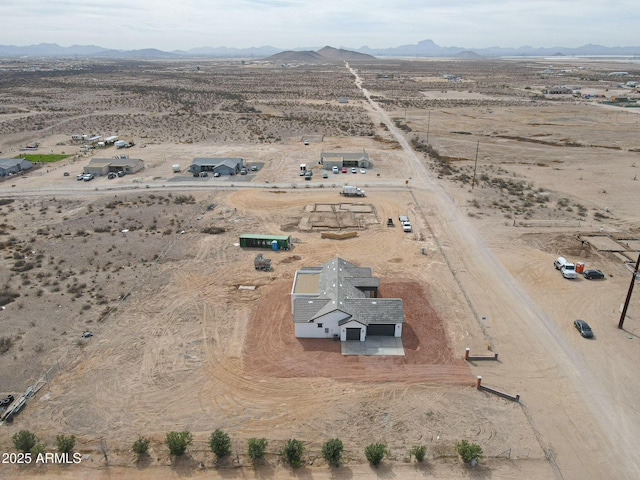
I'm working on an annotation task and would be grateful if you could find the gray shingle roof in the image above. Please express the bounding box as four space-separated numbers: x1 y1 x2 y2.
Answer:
292 257 403 326
0 158 28 168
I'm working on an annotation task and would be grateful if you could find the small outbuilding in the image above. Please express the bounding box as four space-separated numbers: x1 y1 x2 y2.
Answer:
0 158 33 176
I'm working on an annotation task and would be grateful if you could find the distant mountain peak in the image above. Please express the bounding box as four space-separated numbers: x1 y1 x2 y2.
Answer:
266 45 374 63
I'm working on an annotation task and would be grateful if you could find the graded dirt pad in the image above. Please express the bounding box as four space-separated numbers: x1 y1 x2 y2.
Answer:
2 57 640 478
244 279 473 383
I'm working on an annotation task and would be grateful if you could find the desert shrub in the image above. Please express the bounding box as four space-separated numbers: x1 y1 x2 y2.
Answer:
321 438 343 467
247 437 268 462
364 443 388 467
455 439 483 463
280 439 304 468
208 429 231 459
12 430 38 453
0 287 21 305
165 431 192 456
201 226 226 234
410 445 427 462
31 442 47 456
0 336 13 354
132 436 150 456
173 195 195 205
56 435 75 453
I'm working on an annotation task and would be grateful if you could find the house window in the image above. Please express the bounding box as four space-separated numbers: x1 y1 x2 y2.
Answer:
317 323 323 328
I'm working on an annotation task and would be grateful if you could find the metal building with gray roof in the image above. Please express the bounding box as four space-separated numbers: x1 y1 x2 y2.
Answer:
291 257 403 341
0 158 32 176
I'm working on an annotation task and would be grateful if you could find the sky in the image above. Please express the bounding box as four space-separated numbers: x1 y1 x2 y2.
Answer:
1 0 638 51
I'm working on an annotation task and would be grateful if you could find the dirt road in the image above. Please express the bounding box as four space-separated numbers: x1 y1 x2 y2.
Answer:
348 63 640 479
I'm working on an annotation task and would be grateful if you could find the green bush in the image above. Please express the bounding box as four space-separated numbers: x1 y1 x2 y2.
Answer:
321 438 343 467
364 443 388 467
132 436 150 456
208 429 231 459
30 443 47 456
410 445 427 462
247 437 268 462
55 434 76 454
455 439 483 463
280 439 304 468
165 431 192 457
12 430 37 453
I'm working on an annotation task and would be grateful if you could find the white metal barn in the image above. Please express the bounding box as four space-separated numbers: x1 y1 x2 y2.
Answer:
291 257 404 341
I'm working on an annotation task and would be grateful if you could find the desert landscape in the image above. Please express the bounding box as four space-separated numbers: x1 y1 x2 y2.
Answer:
1 55 640 479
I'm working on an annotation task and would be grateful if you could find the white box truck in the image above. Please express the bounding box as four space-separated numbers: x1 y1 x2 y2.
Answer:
340 185 365 197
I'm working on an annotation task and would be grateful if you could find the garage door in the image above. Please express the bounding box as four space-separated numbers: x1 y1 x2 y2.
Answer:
346 328 361 341
367 324 395 336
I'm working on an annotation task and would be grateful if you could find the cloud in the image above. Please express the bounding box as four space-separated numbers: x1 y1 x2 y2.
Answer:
0 0 638 50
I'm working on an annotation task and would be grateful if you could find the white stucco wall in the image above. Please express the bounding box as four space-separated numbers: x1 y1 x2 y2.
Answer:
294 319 340 338
395 323 403 338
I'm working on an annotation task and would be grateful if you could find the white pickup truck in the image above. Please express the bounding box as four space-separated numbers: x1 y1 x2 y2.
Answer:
398 215 412 232
554 256 577 279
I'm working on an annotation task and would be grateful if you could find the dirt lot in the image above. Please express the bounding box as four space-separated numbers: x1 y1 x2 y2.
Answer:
1 57 640 479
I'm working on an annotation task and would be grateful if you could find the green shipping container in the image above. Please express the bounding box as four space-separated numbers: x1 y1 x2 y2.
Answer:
239 234 291 250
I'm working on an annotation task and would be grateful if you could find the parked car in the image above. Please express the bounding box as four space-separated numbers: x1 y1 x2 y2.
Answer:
574 319 593 338
250 165 257 171
240 168 247 175
63 172 70 176
351 167 357 173
107 172 117 180
200 171 208 177
322 172 328 178
341 167 347 173
213 172 220 177
76 174 85 181
304 139 309 145
332 166 339 174
82 173 94 181
360 168 366 174
583 269 605 280
117 170 125 177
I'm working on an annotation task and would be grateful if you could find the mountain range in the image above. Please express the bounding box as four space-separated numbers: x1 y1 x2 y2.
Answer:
1 40 639 59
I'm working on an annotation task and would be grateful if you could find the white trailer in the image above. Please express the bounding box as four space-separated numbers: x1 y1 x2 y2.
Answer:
114 140 127 149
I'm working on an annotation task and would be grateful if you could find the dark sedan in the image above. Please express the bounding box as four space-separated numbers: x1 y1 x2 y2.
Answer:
574 319 594 338
583 269 605 280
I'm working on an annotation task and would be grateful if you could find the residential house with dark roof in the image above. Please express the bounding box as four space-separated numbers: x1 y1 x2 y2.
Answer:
291 257 404 341
189 158 243 175
320 151 372 170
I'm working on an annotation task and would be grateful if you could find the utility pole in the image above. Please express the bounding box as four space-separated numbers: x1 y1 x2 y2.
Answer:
619 252 640 329
426 111 431 144
471 141 480 189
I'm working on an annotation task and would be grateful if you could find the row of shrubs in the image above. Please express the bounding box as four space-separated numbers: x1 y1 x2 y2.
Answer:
12 429 483 468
